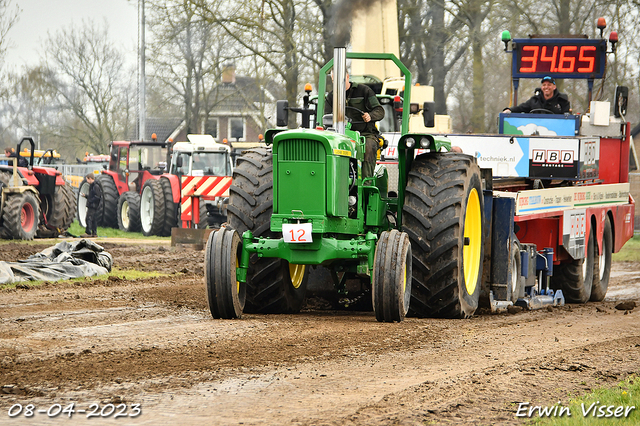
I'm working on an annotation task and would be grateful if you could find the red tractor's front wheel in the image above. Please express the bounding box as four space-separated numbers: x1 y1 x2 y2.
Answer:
1 192 39 240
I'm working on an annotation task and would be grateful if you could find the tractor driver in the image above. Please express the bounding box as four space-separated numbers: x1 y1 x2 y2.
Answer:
4 147 27 167
326 71 385 178
3 147 13 165
503 76 571 114
192 154 208 174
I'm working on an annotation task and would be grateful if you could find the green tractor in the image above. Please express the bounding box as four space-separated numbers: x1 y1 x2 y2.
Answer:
204 50 484 322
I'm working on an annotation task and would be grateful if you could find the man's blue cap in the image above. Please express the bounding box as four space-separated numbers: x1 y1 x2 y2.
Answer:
541 76 555 84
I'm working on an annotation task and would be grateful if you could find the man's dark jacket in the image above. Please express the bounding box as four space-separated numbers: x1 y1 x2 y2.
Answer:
6 152 27 167
326 82 384 135
87 181 102 209
508 89 571 114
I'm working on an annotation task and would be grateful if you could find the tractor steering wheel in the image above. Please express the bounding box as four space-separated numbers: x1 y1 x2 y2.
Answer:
345 105 367 124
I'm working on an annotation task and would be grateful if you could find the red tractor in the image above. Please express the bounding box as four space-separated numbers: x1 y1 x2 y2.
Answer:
77 135 232 236
0 137 76 240
77 138 170 235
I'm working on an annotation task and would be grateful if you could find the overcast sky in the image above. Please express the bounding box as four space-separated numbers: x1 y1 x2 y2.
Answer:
5 0 139 69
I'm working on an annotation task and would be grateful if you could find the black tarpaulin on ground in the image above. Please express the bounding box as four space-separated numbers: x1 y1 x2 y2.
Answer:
0 239 113 284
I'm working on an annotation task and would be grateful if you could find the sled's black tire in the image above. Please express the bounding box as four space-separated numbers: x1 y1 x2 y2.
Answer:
373 229 412 322
140 179 166 237
205 227 245 319
160 178 177 236
509 237 524 303
590 216 612 302
227 148 308 313
552 221 595 303
404 153 484 318
2 192 39 240
36 183 76 238
117 191 142 232
95 174 119 228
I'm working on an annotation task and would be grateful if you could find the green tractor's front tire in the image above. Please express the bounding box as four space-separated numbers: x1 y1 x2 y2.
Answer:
404 153 484 318
227 147 309 313
373 229 412 322
205 226 245 319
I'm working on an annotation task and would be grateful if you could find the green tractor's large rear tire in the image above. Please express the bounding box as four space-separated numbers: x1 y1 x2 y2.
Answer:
403 153 484 318
226 148 308 313
373 229 412 322
36 183 76 238
552 222 595 303
205 226 245 319
95 174 119 228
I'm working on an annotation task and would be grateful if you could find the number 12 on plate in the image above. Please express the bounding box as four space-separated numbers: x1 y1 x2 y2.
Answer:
282 223 313 243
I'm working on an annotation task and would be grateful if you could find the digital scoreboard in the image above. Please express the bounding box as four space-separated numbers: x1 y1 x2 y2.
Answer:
512 38 607 79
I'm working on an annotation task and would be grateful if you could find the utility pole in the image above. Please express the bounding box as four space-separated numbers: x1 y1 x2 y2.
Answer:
138 0 146 141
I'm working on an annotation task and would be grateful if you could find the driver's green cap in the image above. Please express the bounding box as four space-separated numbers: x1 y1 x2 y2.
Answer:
541 76 555 84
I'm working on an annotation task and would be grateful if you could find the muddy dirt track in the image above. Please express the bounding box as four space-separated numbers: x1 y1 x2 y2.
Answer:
1 239 639 425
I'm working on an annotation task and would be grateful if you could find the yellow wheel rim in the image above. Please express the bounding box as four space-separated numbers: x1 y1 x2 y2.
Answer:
403 262 407 293
463 188 482 295
235 253 240 294
289 264 306 289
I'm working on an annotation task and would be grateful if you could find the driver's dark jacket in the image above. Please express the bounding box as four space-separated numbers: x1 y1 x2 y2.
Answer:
508 89 570 114
326 82 384 135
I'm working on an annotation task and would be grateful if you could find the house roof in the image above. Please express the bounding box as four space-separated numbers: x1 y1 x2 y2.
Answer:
128 76 285 141
131 117 184 142
208 76 283 114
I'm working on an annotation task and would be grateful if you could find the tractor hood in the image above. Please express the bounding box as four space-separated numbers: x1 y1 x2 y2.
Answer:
271 128 356 159
271 128 356 221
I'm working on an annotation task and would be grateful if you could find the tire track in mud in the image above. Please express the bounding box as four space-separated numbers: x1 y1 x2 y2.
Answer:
2 288 639 425
1 242 639 425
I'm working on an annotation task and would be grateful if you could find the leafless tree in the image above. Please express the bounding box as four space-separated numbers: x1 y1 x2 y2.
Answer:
147 0 238 134
0 67 59 149
0 0 19 68
196 0 323 127
41 20 135 155
398 0 469 115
